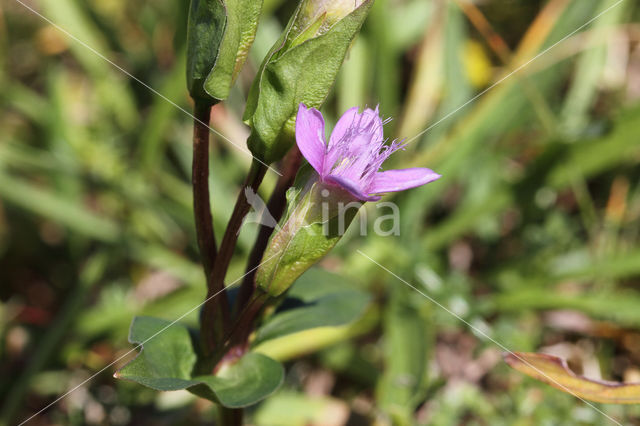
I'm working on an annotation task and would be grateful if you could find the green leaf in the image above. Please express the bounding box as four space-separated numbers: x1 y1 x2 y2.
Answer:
376 287 431 425
115 317 197 390
559 0 627 136
254 391 349 426
0 172 120 242
115 317 283 408
243 0 373 164
254 268 371 345
190 353 284 408
187 0 262 102
548 103 640 188
204 0 263 100
186 0 226 102
495 289 640 328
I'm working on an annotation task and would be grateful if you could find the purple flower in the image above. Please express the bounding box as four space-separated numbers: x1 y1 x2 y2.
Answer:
295 104 441 201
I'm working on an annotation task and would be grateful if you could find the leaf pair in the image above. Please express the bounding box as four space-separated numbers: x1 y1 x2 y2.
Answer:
115 268 371 407
114 316 282 408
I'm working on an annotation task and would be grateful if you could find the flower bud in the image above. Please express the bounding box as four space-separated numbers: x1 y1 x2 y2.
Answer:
255 168 360 297
243 0 373 164
187 0 262 103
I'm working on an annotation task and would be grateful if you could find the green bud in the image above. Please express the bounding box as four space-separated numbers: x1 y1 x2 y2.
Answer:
187 0 263 103
255 167 361 297
243 0 373 164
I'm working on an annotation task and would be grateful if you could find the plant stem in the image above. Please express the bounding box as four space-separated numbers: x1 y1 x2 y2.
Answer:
235 146 302 314
218 406 243 426
192 101 226 359
192 102 217 278
201 159 267 358
220 291 269 362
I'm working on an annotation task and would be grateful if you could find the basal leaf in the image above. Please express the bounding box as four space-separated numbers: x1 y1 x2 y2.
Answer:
115 317 283 407
192 353 284 408
115 316 197 390
254 268 371 345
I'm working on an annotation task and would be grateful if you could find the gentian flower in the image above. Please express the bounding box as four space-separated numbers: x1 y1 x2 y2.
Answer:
295 103 441 201
255 104 441 298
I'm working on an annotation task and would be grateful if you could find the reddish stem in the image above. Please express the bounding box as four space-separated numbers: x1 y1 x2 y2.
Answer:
192 102 230 358
216 291 269 367
234 146 302 315
192 102 217 277
201 160 267 357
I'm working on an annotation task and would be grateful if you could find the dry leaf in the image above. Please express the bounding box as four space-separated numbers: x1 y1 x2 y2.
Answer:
504 351 640 404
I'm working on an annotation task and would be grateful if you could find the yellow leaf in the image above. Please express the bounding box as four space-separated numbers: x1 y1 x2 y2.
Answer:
504 352 640 404
463 40 492 88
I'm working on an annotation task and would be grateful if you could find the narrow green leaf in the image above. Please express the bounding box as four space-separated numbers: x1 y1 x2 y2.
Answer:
186 0 226 101
495 288 640 327
254 268 371 345
204 0 263 100
376 287 431 425
0 172 120 242
560 0 627 136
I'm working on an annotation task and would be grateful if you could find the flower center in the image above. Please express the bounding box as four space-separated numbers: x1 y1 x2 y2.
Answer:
326 113 403 190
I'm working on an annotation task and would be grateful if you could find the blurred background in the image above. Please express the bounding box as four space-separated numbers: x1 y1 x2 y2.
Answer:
2 0 640 424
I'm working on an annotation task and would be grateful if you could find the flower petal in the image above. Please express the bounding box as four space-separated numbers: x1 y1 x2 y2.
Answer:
329 106 384 148
369 168 441 194
325 106 384 175
329 107 359 147
295 103 326 176
326 175 381 202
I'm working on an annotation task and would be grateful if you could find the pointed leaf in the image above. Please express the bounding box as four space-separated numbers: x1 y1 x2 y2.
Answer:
192 353 284 408
204 0 263 100
186 0 226 102
504 352 640 404
115 317 283 407
115 316 197 390
254 268 371 345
